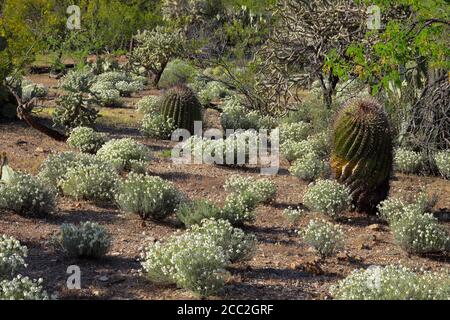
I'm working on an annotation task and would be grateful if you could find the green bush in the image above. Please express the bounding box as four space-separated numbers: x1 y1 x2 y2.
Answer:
159 59 198 89
176 199 222 227
67 126 107 154
434 150 450 179
394 148 424 174
96 138 150 172
0 235 27 278
330 265 450 300
0 275 49 300
282 207 305 225
198 81 230 105
141 114 175 139
115 173 182 220
136 96 161 115
223 175 277 204
300 219 344 257
52 93 98 130
290 152 329 181
279 121 312 144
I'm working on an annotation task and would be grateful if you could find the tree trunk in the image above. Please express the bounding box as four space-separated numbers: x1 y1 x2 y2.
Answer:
153 60 168 89
19 109 67 142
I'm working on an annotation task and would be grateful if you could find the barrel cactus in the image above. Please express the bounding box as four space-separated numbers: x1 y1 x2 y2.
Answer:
330 98 393 213
160 85 202 134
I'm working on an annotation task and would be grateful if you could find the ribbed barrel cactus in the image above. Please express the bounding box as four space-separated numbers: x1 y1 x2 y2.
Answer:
330 98 393 213
160 85 203 134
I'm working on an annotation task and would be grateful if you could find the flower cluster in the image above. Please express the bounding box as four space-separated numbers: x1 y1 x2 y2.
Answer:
290 152 328 181
0 172 56 216
141 113 175 139
281 132 329 163
67 126 107 154
96 138 150 172
224 175 277 204
60 161 119 201
136 96 161 115
0 235 27 278
282 207 305 225
434 150 450 179
115 173 182 220
0 275 49 300
330 265 450 300
394 148 423 174
279 121 312 144
58 222 111 258
302 179 352 218
219 192 259 225
91 71 144 100
300 219 344 257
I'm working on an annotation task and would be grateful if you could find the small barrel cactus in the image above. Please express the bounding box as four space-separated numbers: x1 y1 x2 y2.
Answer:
160 85 202 134
330 98 393 213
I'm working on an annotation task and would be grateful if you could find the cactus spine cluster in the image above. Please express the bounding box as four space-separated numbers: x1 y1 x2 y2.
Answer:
330 98 393 213
161 85 202 134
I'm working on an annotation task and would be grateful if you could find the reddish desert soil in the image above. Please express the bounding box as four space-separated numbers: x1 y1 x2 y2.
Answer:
0 74 449 300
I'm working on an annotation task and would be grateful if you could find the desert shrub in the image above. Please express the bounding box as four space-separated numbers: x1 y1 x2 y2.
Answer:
307 131 330 157
330 265 450 300
96 138 150 171
391 210 449 254
300 219 344 257
91 71 144 98
115 173 182 220
220 192 259 225
290 153 328 181
159 59 198 89
224 175 277 204
282 207 305 225
58 222 111 258
67 127 107 154
90 85 122 107
0 172 56 216
21 79 47 103
60 162 118 201
0 235 27 278
136 96 161 115
52 93 98 130
198 81 230 105
0 275 49 300
176 199 222 227
141 114 175 139
141 232 227 297
59 68 95 93
394 148 424 174
281 133 329 163
279 121 312 144
303 179 352 218
434 151 450 179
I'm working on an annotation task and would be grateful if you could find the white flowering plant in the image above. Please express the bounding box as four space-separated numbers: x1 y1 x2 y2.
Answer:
60 162 119 201
67 126 107 154
303 179 352 218
115 173 182 220
0 235 27 278
96 138 150 172
136 95 161 115
220 192 259 226
282 207 305 225
224 175 277 204
0 172 56 216
300 219 344 257
279 121 312 144
394 148 424 174
58 222 111 258
434 150 450 179
0 275 49 300
330 265 450 300
290 152 329 181
141 113 176 139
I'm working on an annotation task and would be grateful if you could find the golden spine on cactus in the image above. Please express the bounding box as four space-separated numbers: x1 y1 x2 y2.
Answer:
330 97 393 213
160 85 203 134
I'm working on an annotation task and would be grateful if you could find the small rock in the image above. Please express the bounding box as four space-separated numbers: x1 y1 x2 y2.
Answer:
35 147 46 153
99 276 109 282
367 224 382 231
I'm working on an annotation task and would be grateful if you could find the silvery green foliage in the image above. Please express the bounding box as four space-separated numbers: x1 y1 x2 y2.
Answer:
279 121 312 144
394 148 424 174
0 275 49 300
198 81 230 105
300 219 344 257
391 210 449 254
52 92 98 130
141 114 175 139
330 265 450 300
20 79 47 103
282 207 305 225
158 59 198 89
0 172 56 215
434 150 450 179
176 199 222 227
131 26 184 79
67 126 107 154
0 235 27 278
224 175 277 204
303 179 352 218
219 192 259 225
281 132 329 163
116 173 182 220
60 161 118 201
290 152 328 181
59 68 95 93
93 71 144 97
96 138 150 171
38 152 103 190
59 222 111 258
136 96 161 115
161 0 223 22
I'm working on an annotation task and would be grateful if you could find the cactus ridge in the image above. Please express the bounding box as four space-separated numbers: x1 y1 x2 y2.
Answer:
331 97 393 213
160 85 203 134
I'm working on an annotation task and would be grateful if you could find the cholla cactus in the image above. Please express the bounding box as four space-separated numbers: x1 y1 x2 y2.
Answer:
52 92 98 130
131 26 185 87
330 265 450 300
59 68 95 93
